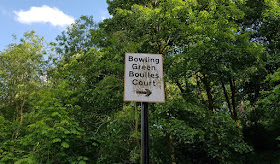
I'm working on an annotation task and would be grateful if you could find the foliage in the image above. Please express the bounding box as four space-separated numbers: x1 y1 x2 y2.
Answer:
2 0 280 163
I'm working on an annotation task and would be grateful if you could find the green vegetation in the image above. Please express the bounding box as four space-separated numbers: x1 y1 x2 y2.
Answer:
1 0 280 163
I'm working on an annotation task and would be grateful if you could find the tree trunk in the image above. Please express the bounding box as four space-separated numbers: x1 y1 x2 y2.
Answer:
202 73 215 113
195 77 208 107
20 98 25 124
229 77 239 128
221 79 234 120
176 81 189 101
14 98 25 139
167 134 176 164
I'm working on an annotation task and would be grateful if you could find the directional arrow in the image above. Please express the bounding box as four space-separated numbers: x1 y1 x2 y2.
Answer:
136 89 152 97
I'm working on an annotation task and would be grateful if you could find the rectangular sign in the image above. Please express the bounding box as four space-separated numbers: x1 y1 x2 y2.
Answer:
124 53 165 103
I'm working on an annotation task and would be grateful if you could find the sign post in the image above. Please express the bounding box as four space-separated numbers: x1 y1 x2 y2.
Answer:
141 102 149 164
124 53 165 164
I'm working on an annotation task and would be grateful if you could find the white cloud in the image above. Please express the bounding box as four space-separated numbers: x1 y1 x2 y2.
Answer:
14 5 75 27
101 16 106 20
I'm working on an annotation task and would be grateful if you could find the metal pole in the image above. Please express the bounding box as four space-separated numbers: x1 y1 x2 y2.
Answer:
141 102 149 164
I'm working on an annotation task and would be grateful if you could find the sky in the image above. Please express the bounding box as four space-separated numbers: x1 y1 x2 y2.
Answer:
0 0 111 51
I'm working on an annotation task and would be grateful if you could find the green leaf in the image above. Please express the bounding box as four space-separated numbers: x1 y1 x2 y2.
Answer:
52 112 61 118
79 161 86 164
61 142 69 148
52 138 61 143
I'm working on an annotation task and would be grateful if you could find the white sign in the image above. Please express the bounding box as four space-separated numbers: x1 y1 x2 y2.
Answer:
124 53 165 103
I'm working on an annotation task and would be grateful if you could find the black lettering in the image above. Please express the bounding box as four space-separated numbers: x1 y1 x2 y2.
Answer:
129 56 160 64
139 58 144 62
132 79 138 85
132 64 138 69
155 59 159 64
153 81 156 86
129 71 134 77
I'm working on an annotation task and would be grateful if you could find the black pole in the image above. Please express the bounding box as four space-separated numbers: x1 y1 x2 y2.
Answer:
141 102 149 164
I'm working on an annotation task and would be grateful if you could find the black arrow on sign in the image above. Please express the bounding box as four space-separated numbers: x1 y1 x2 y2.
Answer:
136 89 152 97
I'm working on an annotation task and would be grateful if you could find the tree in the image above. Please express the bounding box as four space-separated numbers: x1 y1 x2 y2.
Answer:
0 31 93 163
100 0 253 162
0 30 45 130
0 31 45 163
